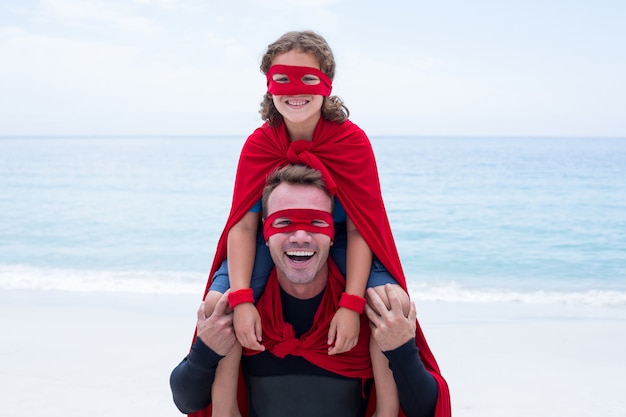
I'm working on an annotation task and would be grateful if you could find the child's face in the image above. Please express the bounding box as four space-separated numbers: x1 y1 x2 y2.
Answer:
270 50 325 135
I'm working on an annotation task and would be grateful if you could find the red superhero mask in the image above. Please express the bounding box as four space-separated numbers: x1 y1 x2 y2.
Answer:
266 65 333 97
263 208 335 241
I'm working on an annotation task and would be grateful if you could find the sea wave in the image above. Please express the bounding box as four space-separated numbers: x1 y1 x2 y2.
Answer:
407 281 626 306
2 264 625 306
0 264 207 295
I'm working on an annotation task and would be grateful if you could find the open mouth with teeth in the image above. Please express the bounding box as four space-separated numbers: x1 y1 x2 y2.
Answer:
285 98 308 107
286 250 314 262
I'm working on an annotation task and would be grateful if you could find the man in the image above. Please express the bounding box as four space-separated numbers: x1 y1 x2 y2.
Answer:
170 165 439 417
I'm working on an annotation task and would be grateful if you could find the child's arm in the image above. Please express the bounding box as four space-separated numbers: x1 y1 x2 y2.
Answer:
328 215 372 355
227 211 265 351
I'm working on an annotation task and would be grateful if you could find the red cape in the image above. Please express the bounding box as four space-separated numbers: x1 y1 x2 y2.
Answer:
193 118 451 417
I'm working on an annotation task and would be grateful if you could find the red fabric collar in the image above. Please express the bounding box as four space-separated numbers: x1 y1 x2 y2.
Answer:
243 259 373 380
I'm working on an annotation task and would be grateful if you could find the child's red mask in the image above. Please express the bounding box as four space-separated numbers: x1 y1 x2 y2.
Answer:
266 65 332 97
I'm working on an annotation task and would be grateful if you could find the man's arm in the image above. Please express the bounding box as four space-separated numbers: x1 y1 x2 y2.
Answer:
365 285 438 417
384 340 438 417
170 294 237 413
170 339 222 413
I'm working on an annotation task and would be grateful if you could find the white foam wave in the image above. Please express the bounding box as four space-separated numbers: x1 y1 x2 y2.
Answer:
407 281 626 306
0 264 207 295
2 264 625 306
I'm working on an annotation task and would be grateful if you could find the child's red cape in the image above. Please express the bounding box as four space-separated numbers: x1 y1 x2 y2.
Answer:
245 259 373 380
191 118 451 417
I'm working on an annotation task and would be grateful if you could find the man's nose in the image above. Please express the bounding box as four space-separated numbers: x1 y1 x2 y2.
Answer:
289 228 312 242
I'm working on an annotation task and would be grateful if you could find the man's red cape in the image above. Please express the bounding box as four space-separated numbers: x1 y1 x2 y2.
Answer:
191 118 451 417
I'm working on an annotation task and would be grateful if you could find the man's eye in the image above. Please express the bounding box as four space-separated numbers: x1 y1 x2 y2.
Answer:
272 74 290 84
301 75 321 85
272 219 291 228
311 220 330 227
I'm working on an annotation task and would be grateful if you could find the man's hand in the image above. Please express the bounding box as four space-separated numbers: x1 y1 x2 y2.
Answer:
233 303 265 351
196 292 237 356
327 307 360 355
365 284 416 352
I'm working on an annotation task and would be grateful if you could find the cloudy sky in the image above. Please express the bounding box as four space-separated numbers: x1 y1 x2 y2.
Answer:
1 0 625 137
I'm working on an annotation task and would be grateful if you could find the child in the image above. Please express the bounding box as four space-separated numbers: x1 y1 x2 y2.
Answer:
200 30 428 417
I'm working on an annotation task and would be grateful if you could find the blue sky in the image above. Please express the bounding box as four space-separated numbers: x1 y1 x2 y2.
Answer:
1 0 625 137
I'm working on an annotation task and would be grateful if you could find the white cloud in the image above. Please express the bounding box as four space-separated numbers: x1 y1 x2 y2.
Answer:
0 26 263 134
5 32 256 102
1 0 625 136
253 0 341 7
0 26 26 37
337 53 487 116
40 0 161 36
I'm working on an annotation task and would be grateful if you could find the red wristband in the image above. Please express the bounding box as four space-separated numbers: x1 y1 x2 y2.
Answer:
227 288 254 309
338 293 367 314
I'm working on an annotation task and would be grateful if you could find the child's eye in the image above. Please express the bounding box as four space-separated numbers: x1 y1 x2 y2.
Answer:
272 74 290 84
301 75 321 85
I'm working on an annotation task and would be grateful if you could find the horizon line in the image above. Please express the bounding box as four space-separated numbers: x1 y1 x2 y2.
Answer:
2 133 625 140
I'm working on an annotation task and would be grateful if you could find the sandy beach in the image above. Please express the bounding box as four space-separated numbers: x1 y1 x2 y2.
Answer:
1 289 625 417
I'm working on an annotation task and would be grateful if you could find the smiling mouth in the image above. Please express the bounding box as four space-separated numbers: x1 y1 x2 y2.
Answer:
286 250 314 261
285 99 308 107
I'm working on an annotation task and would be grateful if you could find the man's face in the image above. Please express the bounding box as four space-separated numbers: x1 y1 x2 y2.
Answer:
265 183 333 291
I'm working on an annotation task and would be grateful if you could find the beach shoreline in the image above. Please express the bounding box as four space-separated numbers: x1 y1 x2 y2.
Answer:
1 289 625 417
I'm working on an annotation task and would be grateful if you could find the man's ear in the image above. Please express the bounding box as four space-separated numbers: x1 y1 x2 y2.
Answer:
262 217 268 246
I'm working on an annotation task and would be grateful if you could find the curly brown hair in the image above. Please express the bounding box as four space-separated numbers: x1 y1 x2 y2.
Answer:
259 31 350 126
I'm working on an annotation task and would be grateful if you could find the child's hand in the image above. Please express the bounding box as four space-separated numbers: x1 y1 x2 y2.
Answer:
233 303 265 351
327 307 360 355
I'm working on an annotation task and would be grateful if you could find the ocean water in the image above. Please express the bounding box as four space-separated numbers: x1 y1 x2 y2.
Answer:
1 136 625 305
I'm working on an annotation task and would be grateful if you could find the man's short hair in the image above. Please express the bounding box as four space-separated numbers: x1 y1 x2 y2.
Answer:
261 164 334 219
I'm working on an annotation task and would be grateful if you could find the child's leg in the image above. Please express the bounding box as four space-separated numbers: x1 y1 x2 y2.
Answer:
205 232 273 416
204 231 272 416
211 343 243 417
370 284 410 417
203 290 242 417
371 338 399 417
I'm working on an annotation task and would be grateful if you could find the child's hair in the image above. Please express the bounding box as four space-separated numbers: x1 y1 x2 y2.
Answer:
259 30 350 126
